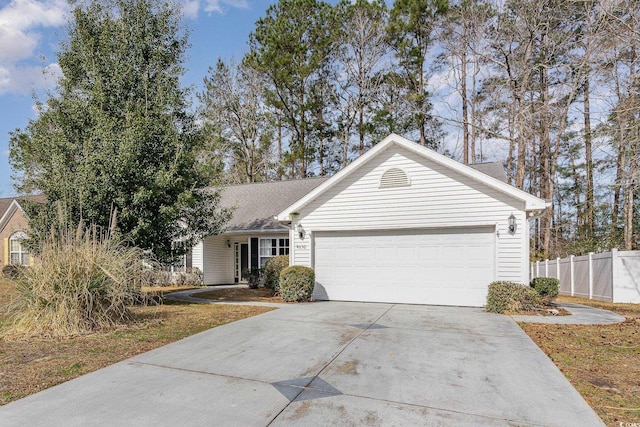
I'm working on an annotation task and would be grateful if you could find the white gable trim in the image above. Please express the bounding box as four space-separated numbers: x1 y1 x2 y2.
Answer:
276 134 547 221
0 200 25 234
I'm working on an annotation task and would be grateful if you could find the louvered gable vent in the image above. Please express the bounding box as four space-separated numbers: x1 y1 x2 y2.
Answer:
380 168 410 188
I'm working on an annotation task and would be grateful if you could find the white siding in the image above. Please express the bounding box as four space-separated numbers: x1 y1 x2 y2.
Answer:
192 241 204 272
201 234 234 285
293 146 529 284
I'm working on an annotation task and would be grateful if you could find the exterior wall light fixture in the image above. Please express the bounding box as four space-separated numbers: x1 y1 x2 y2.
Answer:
226 239 231 248
508 214 517 234
297 223 305 240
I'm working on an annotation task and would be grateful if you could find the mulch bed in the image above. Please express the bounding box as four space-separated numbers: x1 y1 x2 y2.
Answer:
195 287 286 303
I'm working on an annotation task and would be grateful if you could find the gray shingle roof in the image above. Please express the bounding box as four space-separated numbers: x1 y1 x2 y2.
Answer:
219 177 329 233
469 162 507 182
0 194 46 219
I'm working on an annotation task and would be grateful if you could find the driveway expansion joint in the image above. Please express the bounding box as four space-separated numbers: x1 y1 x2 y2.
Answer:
126 361 274 388
266 304 397 425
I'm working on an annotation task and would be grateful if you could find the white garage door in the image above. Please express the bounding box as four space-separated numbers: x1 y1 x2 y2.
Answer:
313 228 495 307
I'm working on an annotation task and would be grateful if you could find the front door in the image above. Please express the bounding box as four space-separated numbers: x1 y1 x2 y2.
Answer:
235 242 249 283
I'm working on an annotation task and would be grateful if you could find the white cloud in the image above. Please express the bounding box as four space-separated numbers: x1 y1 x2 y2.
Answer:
182 0 201 19
0 62 60 95
182 0 249 17
0 0 68 94
204 0 249 14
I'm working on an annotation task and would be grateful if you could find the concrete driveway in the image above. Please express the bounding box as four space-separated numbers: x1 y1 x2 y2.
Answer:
0 302 603 426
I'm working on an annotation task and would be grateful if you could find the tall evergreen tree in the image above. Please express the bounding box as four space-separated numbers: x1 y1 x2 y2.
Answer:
387 0 448 147
244 0 338 178
9 0 229 262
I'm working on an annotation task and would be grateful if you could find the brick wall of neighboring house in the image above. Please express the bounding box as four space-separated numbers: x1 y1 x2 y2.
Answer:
0 207 30 267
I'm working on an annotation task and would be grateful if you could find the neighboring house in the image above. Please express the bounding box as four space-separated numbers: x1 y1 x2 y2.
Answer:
0 195 44 268
195 134 548 307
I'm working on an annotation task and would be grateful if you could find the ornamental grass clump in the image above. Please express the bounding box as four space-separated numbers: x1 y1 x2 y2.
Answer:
5 224 148 338
279 266 315 302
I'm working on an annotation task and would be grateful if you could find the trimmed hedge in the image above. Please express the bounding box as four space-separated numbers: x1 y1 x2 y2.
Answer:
486 281 542 314
279 266 315 302
531 277 559 303
263 255 289 293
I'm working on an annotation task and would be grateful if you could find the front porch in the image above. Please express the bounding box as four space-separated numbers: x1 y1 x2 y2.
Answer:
192 233 291 285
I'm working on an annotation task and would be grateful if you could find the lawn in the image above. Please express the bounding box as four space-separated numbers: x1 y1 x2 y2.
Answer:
520 296 640 426
0 279 274 406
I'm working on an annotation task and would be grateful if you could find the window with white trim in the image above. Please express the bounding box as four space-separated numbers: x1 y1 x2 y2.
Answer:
259 238 289 267
9 231 30 266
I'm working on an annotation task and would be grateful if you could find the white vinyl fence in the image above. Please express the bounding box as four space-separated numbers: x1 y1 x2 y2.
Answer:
531 249 640 303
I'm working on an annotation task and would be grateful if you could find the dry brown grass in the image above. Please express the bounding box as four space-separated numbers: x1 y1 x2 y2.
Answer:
0 279 273 405
196 287 286 303
520 296 640 426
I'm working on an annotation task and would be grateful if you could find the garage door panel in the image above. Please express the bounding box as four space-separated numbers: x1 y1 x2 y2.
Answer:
313 228 495 307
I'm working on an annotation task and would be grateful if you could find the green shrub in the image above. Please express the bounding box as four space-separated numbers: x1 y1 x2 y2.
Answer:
242 268 262 289
2 265 25 280
486 281 543 314
531 277 559 303
279 266 315 302
5 224 148 338
263 255 289 293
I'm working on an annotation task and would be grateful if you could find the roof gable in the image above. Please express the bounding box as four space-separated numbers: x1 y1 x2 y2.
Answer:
0 195 46 233
276 134 547 221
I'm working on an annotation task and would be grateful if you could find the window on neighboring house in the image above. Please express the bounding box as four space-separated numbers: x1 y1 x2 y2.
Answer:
259 237 290 267
9 231 30 266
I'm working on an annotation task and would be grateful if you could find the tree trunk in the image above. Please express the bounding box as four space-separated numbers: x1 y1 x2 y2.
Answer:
539 33 552 255
461 47 469 164
583 73 594 241
419 61 427 146
277 112 283 180
624 180 634 250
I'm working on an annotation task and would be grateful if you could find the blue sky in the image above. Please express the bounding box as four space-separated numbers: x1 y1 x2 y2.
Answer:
0 0 279 197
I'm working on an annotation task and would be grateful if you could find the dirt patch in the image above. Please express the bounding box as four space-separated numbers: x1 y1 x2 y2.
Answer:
520 297 640 426
195 287 286 303
505 306 571 316
289 401 312 421
336 360 359 375
0 280 273 406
